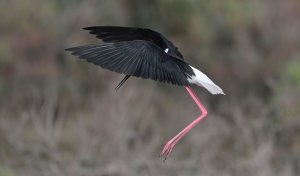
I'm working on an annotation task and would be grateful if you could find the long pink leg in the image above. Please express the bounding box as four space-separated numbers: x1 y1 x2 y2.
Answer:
159 86 208 161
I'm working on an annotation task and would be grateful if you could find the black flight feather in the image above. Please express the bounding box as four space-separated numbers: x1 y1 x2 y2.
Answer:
65 26 195 88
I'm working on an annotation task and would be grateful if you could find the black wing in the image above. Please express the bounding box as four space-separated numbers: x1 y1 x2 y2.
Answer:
65 40 194 86
84 26 184 60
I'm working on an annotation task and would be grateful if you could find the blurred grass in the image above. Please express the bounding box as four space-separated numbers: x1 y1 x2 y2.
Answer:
285 58 300 86
0 166 15 176
0 0 300 176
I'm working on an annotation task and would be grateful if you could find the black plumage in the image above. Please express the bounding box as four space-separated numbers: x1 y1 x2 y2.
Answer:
66 26 195 88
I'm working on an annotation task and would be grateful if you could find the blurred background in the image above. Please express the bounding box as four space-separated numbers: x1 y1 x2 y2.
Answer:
0 0 300 175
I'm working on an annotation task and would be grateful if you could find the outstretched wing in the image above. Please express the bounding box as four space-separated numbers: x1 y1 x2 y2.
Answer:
84 26 165 46
65 40 194 86
84 26 184 60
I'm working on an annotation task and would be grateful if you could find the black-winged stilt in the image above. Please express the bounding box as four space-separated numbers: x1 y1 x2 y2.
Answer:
66 26 225 161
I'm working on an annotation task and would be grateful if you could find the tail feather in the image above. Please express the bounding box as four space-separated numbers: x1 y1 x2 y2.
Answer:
188 66 225 95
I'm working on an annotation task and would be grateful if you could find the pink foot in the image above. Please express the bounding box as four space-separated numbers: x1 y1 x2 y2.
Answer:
159 140 176 162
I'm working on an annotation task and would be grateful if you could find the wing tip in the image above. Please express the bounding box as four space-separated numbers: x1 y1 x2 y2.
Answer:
83 27 97 35
64 46 82 53
83 26 114 31
64 47 74 51
82 26 94 30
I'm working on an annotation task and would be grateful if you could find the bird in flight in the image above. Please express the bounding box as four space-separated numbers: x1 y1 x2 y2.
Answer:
66 26 225 161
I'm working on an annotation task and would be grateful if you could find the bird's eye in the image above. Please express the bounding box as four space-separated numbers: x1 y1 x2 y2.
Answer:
164 48 169 53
